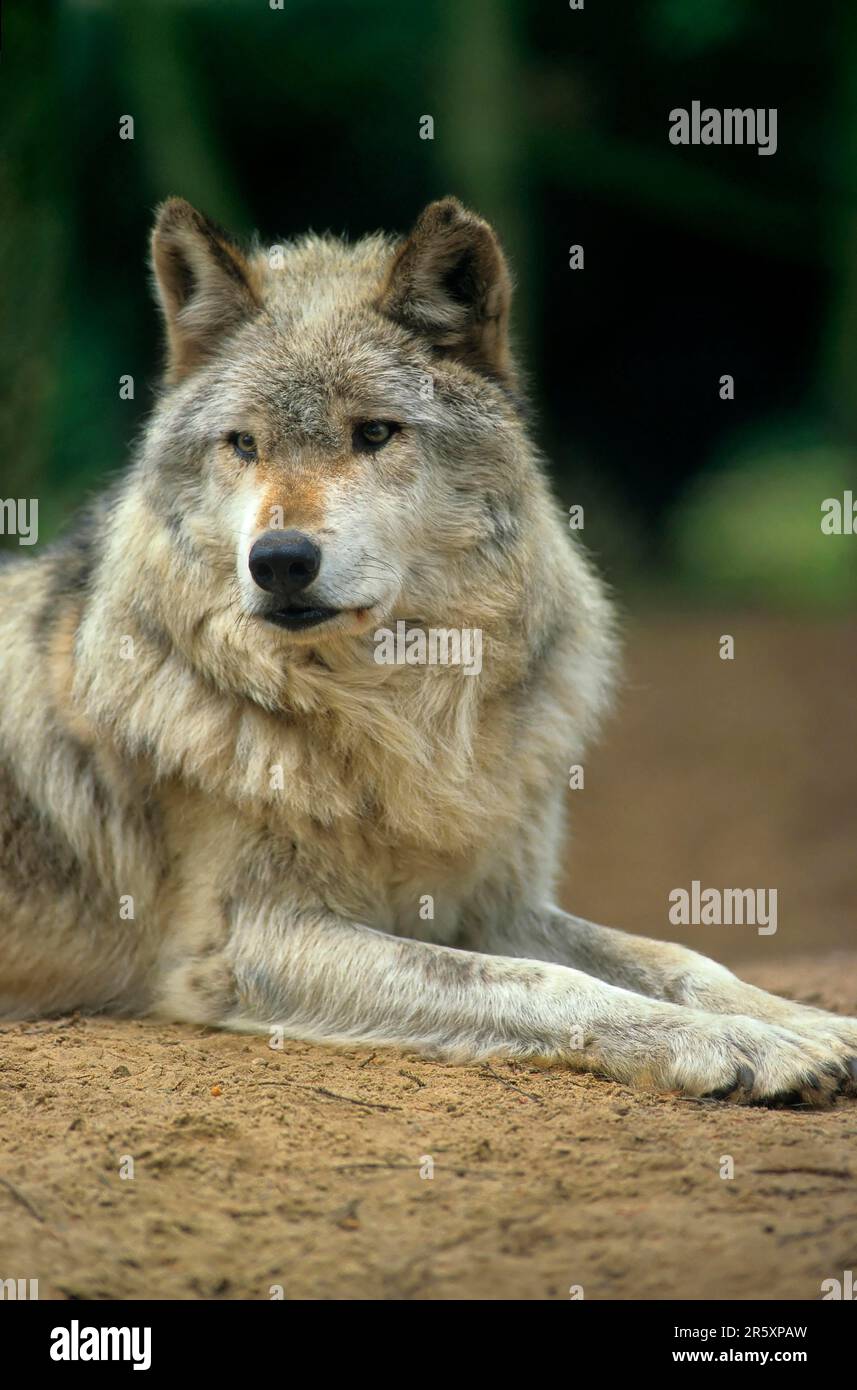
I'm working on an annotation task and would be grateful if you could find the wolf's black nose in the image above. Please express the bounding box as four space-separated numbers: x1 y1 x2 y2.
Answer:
248 530 321 600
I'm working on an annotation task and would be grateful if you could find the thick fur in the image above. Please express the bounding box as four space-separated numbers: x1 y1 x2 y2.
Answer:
1 196 855 1107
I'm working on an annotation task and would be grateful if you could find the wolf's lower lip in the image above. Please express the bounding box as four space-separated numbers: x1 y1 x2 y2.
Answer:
266 606 339 631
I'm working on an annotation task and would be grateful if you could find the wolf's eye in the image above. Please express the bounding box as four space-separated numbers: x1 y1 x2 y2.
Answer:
229 431 258 461
354 420 399 451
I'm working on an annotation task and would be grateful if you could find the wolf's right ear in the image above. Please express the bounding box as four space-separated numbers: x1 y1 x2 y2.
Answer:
150 198 260 383
376 197 514 383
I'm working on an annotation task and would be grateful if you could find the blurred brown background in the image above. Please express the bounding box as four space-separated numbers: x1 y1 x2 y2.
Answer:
564 613 857 965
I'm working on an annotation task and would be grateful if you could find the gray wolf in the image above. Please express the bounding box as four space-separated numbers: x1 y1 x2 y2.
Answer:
1 196 854 1105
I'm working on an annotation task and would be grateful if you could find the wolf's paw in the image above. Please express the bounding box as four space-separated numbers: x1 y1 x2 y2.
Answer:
596 1011 854 1106
690 1015 857 1105
771 1006 857 1098
679 977 857 1096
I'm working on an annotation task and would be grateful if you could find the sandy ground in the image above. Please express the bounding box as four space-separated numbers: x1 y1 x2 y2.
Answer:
1 613 856 1301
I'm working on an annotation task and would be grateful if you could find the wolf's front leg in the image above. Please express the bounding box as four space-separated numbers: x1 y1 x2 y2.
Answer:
478 906 857 1095
156 912 852 1104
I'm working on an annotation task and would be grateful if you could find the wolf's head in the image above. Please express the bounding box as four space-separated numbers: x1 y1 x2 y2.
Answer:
140 196 550 654
73 198 615 824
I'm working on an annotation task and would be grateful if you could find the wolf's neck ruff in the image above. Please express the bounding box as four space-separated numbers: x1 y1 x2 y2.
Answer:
71 481 587 858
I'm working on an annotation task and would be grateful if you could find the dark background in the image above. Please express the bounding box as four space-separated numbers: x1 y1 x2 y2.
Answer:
3 0 857 606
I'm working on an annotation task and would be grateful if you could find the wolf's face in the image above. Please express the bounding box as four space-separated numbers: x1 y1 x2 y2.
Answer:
144 198 528 647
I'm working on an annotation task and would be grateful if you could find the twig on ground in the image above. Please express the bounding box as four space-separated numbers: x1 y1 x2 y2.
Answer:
479 1062 543 1104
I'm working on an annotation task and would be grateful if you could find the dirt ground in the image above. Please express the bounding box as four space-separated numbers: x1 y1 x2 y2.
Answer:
1 613 856 1301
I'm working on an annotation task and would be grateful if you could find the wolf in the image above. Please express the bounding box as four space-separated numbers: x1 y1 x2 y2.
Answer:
1 196 855 1106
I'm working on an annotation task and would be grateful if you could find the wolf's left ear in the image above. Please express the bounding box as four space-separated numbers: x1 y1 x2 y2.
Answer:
150 198 260 382
376 198 514 382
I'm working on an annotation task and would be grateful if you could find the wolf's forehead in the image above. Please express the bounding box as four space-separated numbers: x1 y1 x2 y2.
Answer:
201 233 440 440
227 313 432 443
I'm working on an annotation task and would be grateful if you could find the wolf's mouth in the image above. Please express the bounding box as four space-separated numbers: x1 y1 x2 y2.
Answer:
265 604 340 632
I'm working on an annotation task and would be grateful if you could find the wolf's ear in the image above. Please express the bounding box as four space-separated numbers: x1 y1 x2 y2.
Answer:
376 198 514 381
150 198 260 383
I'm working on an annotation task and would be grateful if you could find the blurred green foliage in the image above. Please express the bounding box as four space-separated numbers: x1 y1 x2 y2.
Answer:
671 438 857 608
